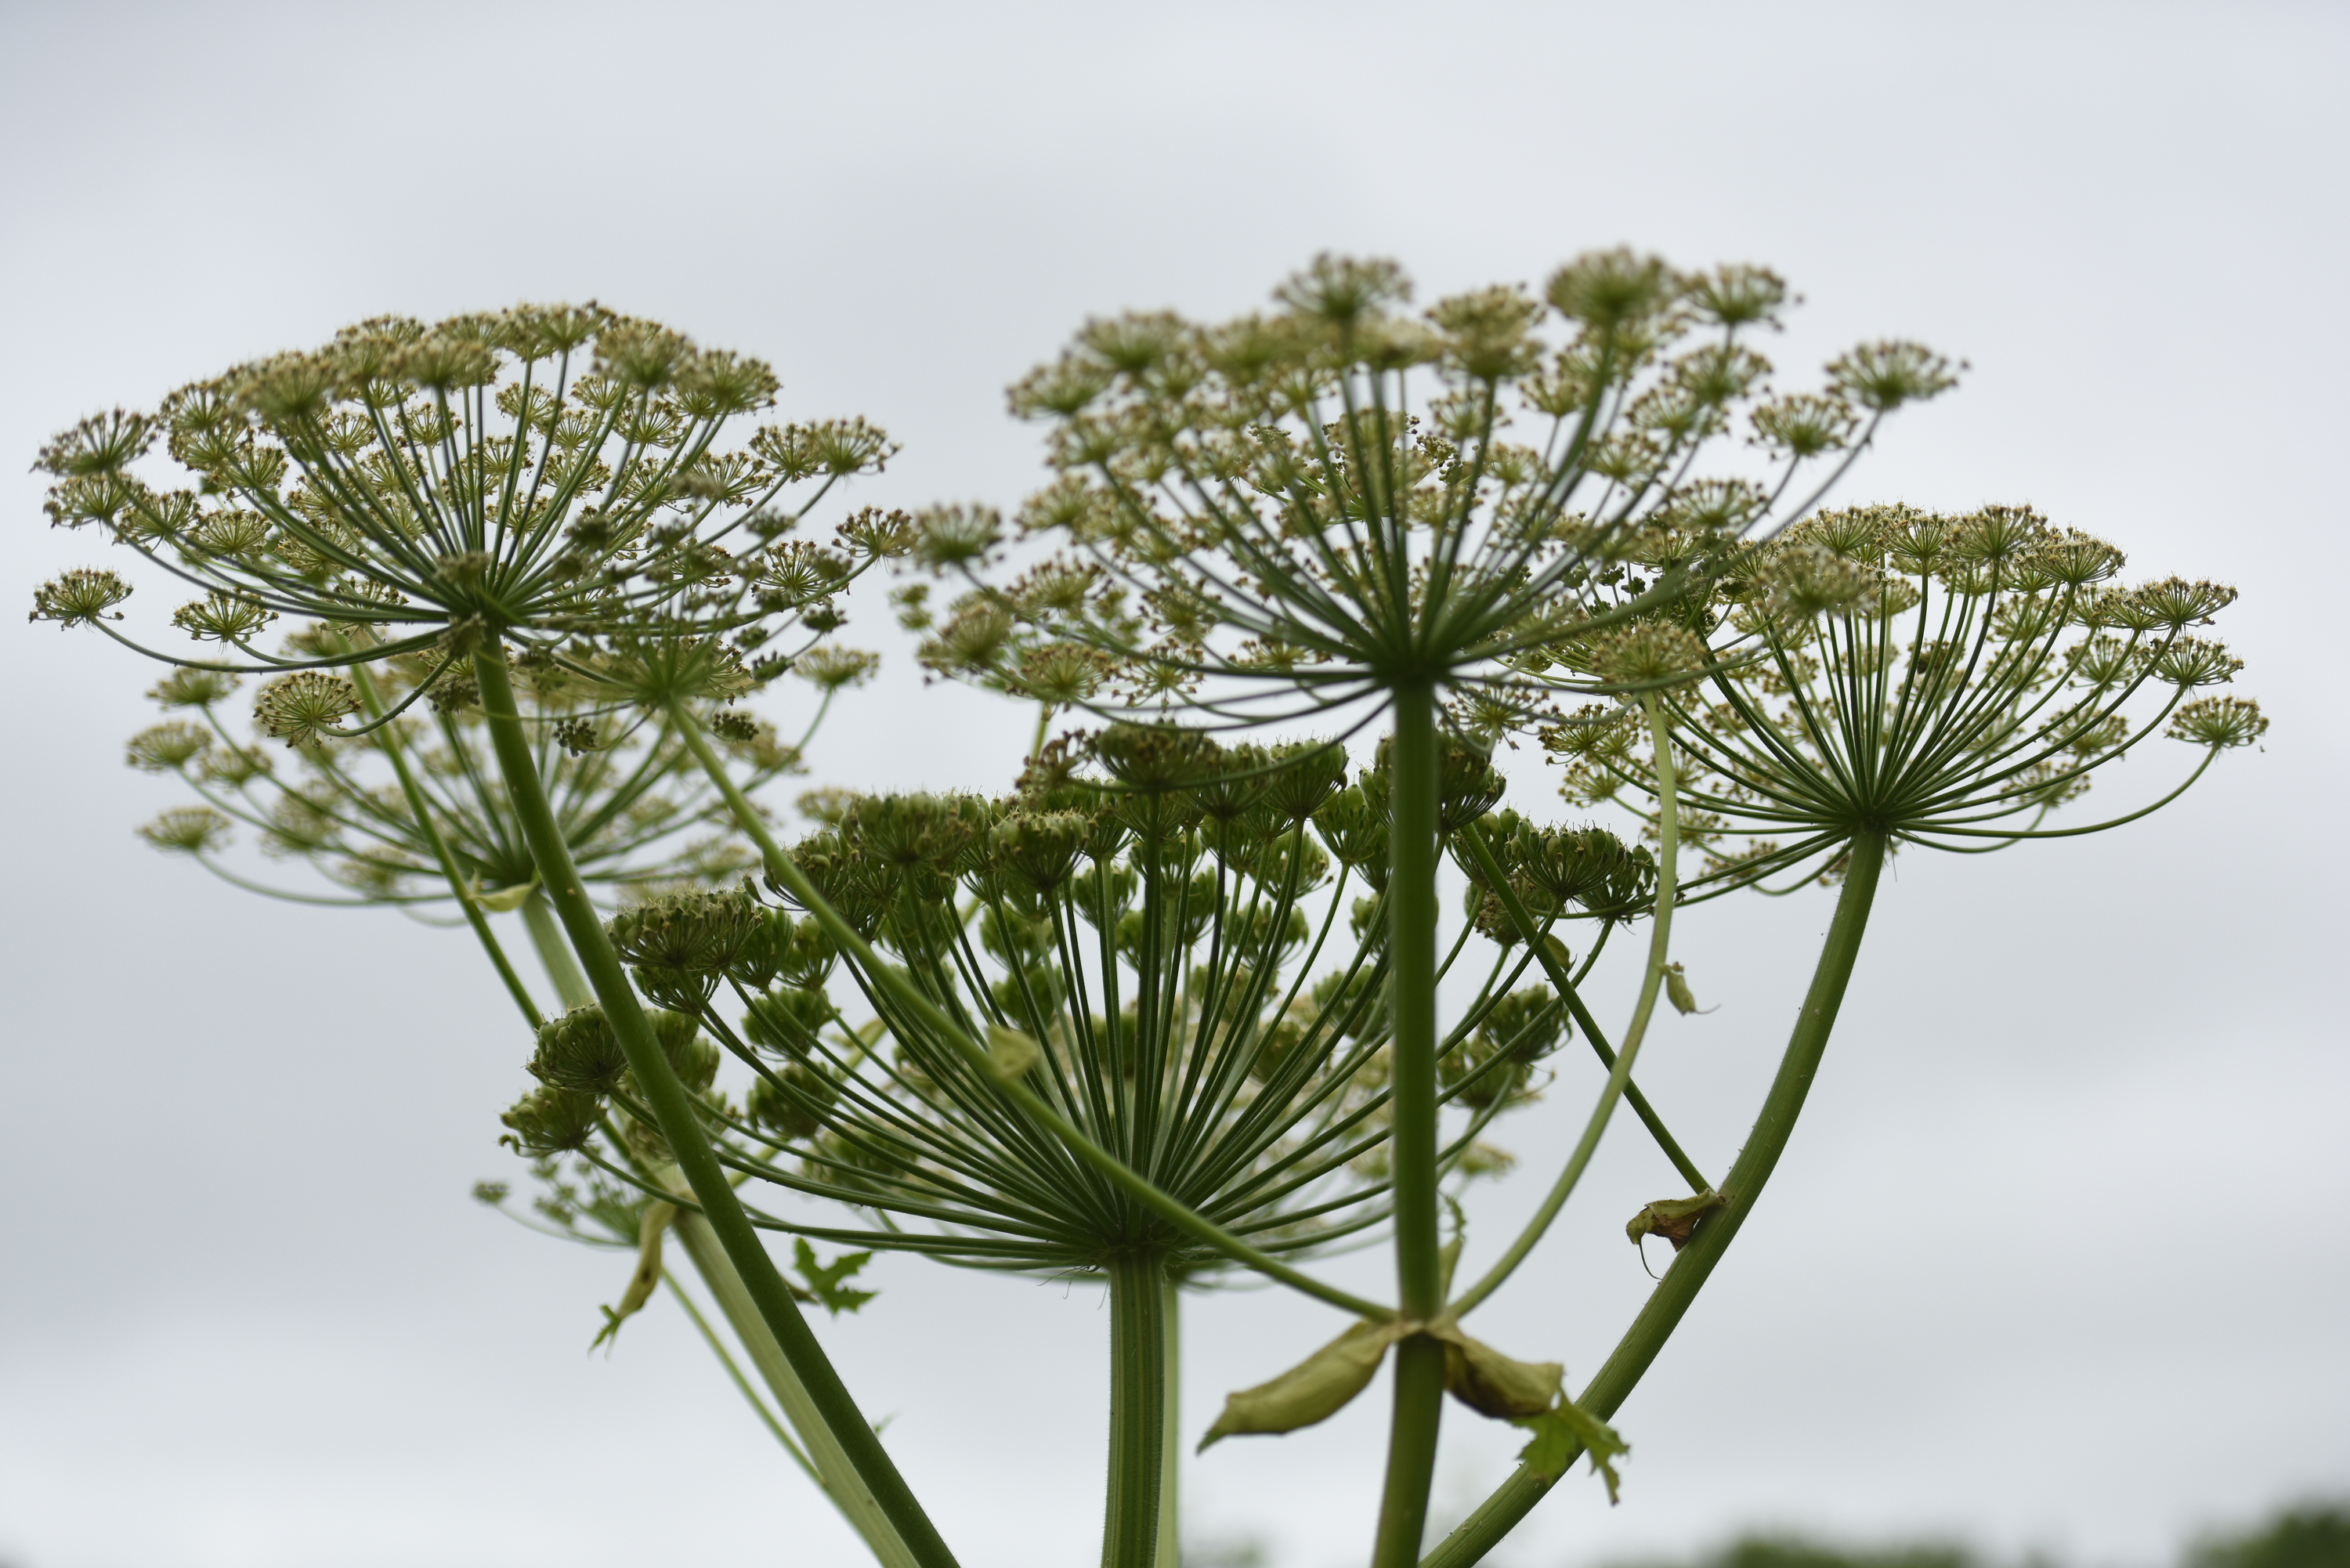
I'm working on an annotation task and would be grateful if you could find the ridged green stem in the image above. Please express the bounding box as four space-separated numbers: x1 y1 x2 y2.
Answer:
1370 681 1444 1568
661 1268 823 1481
1158 1277 1182 1568
1419 830 1889 1568
1104 1251 1170 1568
472 645 957 1568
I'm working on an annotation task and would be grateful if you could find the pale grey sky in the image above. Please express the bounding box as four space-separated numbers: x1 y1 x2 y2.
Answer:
2 4 2344 1568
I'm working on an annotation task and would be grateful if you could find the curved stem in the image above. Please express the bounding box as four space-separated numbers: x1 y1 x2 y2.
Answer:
1419 830 1888 1568
1448 699 1682 1317
1370 680 1443 1568
1104 1252 1170 1568
472 645 958 1568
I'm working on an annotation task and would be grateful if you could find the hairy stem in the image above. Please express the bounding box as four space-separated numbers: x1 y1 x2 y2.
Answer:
1419 830 1889 1568
472 646 957 1568
1104 1251 1170 1568
1371 680 1444 1568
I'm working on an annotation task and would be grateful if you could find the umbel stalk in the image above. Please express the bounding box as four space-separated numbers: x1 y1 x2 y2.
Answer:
472 644 959 1568
1104 1252 1172 1567
1421 830 1889 1568
1372 680 1448 1568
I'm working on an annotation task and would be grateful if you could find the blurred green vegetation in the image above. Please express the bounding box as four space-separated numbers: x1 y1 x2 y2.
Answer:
1177 1500 2350 1568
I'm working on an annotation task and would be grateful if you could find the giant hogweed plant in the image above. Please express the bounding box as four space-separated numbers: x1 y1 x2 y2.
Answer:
31 261 2261 1568
884 252 2254 1567
1401 501 2264 1565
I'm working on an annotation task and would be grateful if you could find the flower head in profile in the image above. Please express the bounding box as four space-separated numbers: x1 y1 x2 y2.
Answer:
519 734 1647 1282
34 306 906 736
910 252 1954 735
1531 503 2262 894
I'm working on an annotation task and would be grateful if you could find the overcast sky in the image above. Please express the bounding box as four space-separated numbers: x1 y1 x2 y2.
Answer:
2 4 2345 1568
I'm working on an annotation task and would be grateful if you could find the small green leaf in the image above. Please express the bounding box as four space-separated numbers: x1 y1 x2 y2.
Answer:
1542 933 1574 976
985 1022 1042 1082
1512 1400 1630 1503
468 876 539 913
1199 1318 1406 1451
794 1237 878 1317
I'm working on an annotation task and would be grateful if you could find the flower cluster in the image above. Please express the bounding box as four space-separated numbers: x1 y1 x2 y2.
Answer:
508 730 1650 1280
1528 504 2263 892
34 306 906 725
908 252 1953 733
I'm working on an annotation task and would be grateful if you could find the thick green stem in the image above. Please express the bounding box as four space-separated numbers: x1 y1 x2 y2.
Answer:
663 1172 923 1568
661 1268 822 1482
1419 830 1889 1568
1104 1252 1170 1568
1371 681 1444 1568
471 645 958 1568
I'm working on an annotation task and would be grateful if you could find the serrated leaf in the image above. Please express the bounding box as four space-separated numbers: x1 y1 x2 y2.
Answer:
985 1022 1042 1082
1511 1400 1630 1503
1198 1318 1406 1451
793 1237 878 1317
